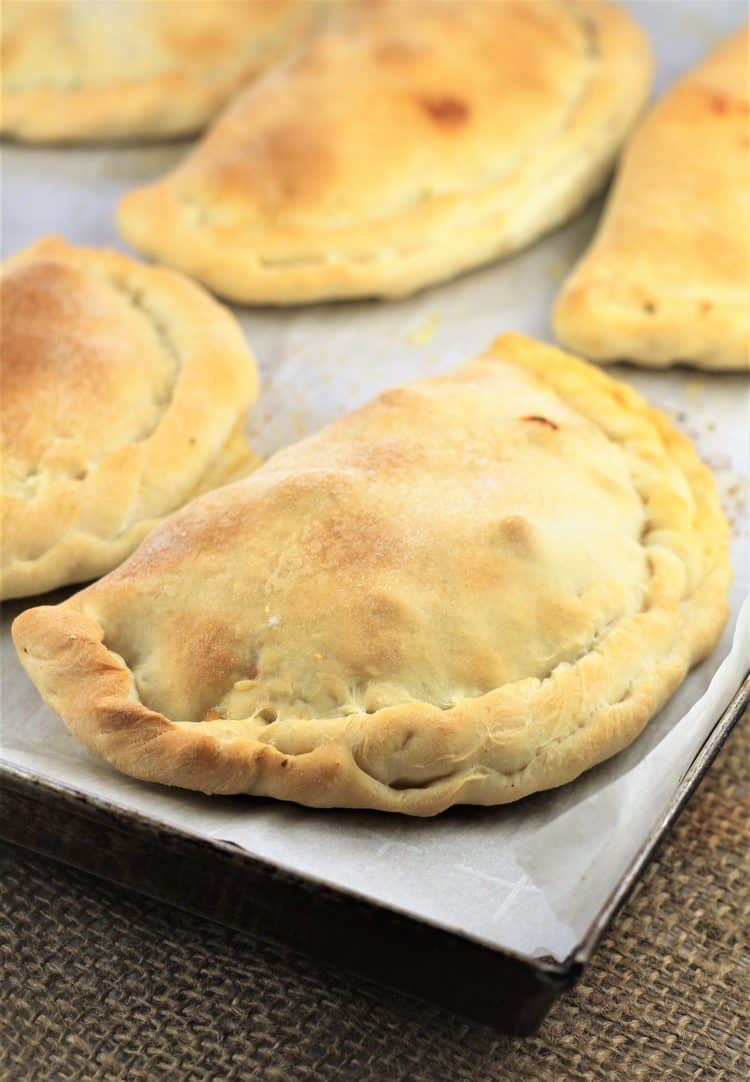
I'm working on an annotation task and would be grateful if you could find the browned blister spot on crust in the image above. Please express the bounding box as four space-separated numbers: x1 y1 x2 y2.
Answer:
209 121 335 211
462 640 512 693
360 590 417 631
334 587 422 684
708 90 750 117
375 38 424 65
173 617 239 682
0 31 21 69
261 124 329 201
0 256 176 482
521 415 558 430
348 437 424 476
377 386 424 410
418 95 469 128
160 26 232 62
492 514 536 557
302 509 405 573
534 595 592 652
160 612 251 722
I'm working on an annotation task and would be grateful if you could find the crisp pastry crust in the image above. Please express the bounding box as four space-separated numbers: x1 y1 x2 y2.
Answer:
0 0 313 143
1 236 259 599
117 0 652 304
13 334 730 815
554 26 750 370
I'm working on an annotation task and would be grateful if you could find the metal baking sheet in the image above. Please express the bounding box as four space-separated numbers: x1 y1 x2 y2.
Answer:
1 0 748 996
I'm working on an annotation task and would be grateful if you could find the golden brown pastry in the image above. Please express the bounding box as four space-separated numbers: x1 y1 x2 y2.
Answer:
0 0 313 143
554 25 750 369
117 0 652 303
13 334 729 815
1 237 259 599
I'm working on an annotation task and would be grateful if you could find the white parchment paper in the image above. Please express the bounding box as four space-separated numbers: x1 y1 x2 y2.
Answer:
1 1 748 963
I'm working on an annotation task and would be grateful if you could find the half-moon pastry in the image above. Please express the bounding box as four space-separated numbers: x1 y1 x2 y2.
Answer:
117 0 652 303
1 0 313 143
554 25 750 369
13 334 729 814
1 237 259 599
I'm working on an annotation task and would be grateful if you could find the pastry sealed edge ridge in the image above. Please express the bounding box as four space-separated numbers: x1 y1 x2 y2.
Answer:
116 0 653 304
0 0 315 143
554 24 750 370
12 334 730 816
1 236 260 599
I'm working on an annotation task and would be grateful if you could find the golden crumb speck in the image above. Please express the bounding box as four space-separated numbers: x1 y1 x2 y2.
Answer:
684 379 704 403
408 314 441 348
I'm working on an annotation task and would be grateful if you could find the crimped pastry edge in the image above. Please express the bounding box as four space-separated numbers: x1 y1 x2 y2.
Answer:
12 335 731 815
553 25 750 371
0 2 314 143
1 237 259 599
116 1 653 304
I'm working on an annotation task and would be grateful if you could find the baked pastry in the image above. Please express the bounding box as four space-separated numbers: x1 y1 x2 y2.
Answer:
0 0 313 143
1 236 259 599
117 0 652 304
554 25 750 369
13 334 729 815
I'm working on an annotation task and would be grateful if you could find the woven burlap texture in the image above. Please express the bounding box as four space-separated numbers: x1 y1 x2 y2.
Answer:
2 711 748 1081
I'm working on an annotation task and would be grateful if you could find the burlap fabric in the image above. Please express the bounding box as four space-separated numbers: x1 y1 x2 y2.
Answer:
2 712 748 1081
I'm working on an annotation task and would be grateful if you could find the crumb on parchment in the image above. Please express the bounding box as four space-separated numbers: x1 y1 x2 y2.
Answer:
684 377 704 403
408 314 441 347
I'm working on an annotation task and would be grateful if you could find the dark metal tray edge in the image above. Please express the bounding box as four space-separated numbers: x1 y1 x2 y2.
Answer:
571 670 750 968
1 671 748 1036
